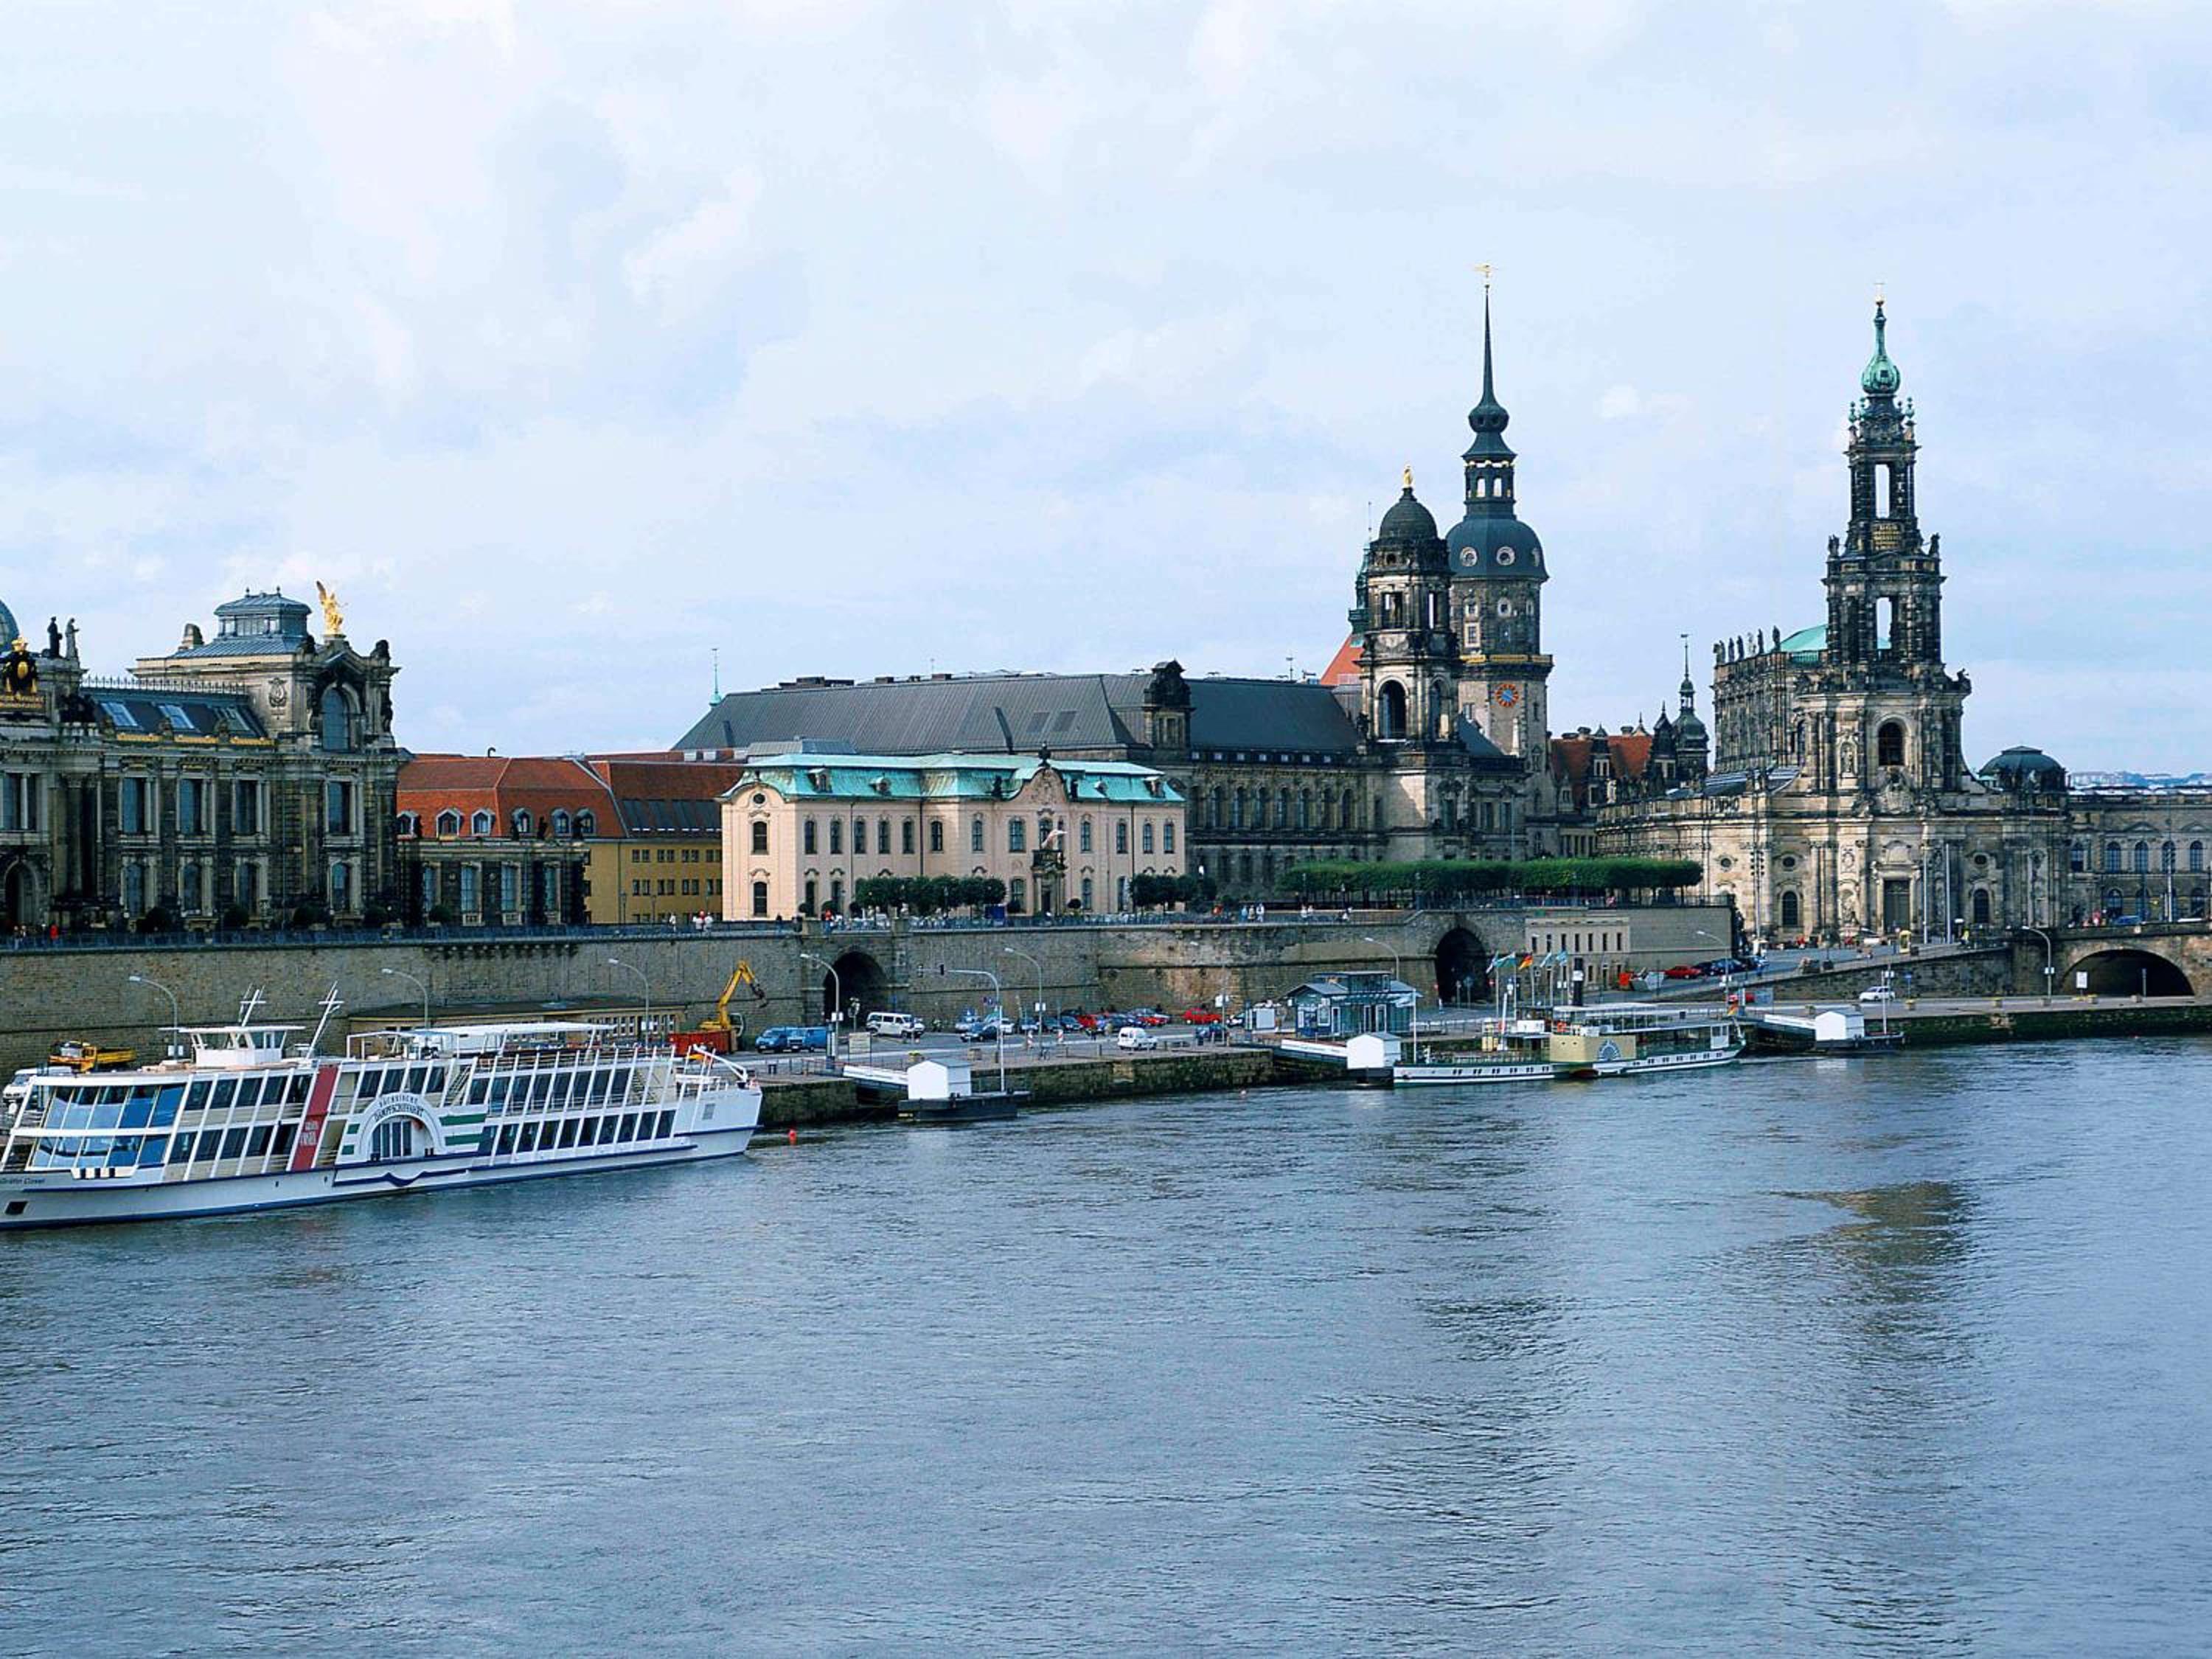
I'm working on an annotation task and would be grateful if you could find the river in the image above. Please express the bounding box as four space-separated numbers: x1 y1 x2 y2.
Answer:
2 1039 2207 1655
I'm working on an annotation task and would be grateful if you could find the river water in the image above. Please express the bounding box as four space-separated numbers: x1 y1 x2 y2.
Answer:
2 1040 2208 1655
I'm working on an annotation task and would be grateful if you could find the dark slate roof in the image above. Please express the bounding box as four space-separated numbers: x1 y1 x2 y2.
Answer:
94 689 265 738
618 796 721 834
169 589 316 658
675 672 1363 759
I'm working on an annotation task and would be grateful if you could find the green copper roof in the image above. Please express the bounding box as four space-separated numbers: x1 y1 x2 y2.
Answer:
1778 623 1826 662
1860 299 1901 397
728 751 1183 805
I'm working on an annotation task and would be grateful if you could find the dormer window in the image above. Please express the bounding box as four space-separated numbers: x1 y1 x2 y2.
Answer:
512 809 532 837
470 810 493 836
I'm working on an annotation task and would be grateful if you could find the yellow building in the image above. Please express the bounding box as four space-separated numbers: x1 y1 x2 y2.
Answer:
723 751 1186 920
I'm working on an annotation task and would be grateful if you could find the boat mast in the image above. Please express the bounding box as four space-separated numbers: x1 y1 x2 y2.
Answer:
307 986 344 1056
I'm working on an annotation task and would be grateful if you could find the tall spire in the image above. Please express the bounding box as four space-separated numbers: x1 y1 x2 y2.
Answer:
1678 634 1697 714
1861 294 1901 398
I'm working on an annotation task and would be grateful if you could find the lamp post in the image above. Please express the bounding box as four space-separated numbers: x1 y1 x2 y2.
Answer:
605 956 650 1041
941 967 1007 1095
2021 925 2055 1004
1002 945 1046 1045
380 966 430 1031
799 950 841 1061
126 973 181 1059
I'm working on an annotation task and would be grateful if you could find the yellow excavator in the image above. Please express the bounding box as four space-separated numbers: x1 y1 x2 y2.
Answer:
675 960 765 1054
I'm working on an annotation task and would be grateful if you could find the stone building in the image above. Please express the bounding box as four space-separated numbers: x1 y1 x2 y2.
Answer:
720 751 1185 919
1596 302 2209 941
676 295 1568 897
0 588 400 932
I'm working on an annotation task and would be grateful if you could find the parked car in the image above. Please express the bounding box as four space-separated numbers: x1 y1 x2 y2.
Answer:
1859 984 1900 1004
1662 964 1703 981
1124 1008 1170 1028
1116 1026 1159 1051
959 1017 1009 1041
864 1011 926 1039
754 1026 830 1053
1181 1006 1222 1025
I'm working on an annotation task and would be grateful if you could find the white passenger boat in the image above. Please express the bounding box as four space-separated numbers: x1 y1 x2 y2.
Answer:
1545 1004 1745 1079
0 1009 761 1231
1394 1016 1557 1087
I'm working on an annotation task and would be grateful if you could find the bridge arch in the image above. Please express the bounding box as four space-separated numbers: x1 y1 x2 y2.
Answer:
2068 947 2192 998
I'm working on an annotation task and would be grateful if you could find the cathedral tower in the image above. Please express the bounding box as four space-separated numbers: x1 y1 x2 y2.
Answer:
1446 289 1551 757
1823 299 1943 671
1352 472 1455 744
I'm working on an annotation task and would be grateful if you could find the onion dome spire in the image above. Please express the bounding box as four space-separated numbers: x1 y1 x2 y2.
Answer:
1861 294 1902 398
1465 286 1512 455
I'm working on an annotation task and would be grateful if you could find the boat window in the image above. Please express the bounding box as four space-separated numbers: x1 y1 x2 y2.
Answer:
220 1126 251 1161
272 1123 296 1158
169 1130 195 1164
425 1068 446 1097
288 1075 310 1105
210 1079 237 1113
526 1074 552 1107
557 1118 581 1149
488 1077 512 1109
246 1125 274 1160
153 1085 184 1126
496 1124 518 1155
618 1113 637 1141
518 1121 540 1152
597 1117 618 1145
465 1077 488 1106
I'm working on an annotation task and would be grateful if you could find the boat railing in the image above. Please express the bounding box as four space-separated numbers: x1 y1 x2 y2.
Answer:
675 1048 755 1091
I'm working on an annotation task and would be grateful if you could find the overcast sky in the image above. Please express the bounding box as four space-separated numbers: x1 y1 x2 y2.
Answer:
4 1 2209 770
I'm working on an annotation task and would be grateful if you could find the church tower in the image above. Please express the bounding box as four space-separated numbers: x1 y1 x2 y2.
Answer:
1351 472 1455 744
1823 298 1944 672
1447 288 1551 757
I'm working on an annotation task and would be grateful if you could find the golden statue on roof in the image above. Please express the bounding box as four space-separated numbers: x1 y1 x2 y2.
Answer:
316 582 344 636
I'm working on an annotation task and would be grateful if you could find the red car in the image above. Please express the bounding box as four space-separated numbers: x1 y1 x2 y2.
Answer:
1662 964 1703 980
1181 1006 1222 1025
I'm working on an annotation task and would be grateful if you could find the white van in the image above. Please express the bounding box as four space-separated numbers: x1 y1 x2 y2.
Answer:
865 1011 927 1039
1116 1026 1158 1051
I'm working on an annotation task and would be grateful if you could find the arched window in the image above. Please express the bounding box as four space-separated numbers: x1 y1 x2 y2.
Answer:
551 810 571 838
1971 888 1993 926
750 880 768 917
1115 821 1128 855
470 810 493 837
1297 790 1311 830
2104 841 2121 873
330 860 351 911
1141 821 1154 854
1377 681 1408 740
1876 721 1905 768
877 818 891 854
2192 841 2205 873
318 684 360 753
576 810 595 836
1778 890 1801 930
436 810 460 838
802 818 818 855
1275 790 1289 829
1207 790 1222 830
828 820 842 855
1875 595 1896 654
2070 841 2087 873
2161 841 2177 872
512 809 532 837
970 817 985 853
2134 841 2151 873
751 821 769 855
929 821 944 854
901 820 914 855
1164 822 1175 854
1231 790 1245 830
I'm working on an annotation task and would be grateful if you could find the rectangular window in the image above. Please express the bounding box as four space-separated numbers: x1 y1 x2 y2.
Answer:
246 1124 274 1160
1141 822 1155 854
970 818 984 853
176 776 206 835
220 1126 251 1161
232 780 262 836
1164 823 1175 854
1009 818 1026 853
877 818 891 854
119 776 153 835
901 820 915 855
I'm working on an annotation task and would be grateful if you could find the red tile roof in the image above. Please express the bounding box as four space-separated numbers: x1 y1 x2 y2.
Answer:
1319 636 1362 687
1548 731 1656 811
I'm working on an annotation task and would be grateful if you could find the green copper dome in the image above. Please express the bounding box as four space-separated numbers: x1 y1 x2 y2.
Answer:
1860 299 1901 397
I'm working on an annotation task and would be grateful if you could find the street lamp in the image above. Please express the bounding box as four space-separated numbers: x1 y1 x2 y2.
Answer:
2021 925 2056 1003
605 956 650 1041
1002 945 1046 1044
799 950 841 1061
380 966 430 1031
941 966 1008 1096
126 973 181 1059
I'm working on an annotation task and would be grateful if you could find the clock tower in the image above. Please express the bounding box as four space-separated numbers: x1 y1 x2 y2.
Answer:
1444 289 1551 759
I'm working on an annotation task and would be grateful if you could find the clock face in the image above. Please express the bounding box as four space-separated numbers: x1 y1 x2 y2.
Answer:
1494 684 1520 706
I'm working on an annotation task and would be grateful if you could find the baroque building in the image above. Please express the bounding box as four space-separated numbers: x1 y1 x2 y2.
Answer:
0 587 400 932
1597 302 2211 941
674 293 1565 911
